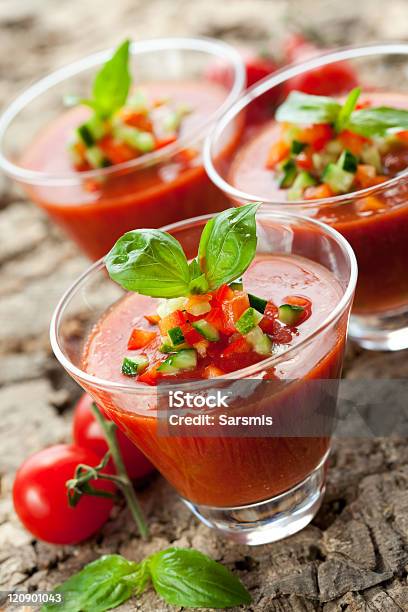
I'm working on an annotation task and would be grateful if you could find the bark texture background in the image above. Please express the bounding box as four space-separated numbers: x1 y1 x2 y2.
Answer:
1 1 408 610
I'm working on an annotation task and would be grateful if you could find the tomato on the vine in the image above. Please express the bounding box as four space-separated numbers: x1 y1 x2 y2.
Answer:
72 394 155 481
13 444 115 544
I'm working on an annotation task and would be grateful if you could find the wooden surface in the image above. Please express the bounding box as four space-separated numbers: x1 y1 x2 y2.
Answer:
1 1 408 609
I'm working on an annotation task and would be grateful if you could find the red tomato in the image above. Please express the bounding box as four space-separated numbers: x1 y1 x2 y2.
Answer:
283 33 358 96
73 394 154 480
206 47 283 124
13 444 114 544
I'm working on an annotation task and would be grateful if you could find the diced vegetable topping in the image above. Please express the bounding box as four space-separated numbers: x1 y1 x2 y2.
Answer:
67 40 193 171
266 87 408 200
106 204 314 384
122 356 149 377
278 304 305 326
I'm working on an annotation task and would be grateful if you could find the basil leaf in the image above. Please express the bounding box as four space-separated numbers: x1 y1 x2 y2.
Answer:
347 106 408 137
106 229 191 298
276 90 341 125
335 87 361 132
199 203 260 290
147 548 251 608
91 39 131 119
188 258 209 294
41 555 144 612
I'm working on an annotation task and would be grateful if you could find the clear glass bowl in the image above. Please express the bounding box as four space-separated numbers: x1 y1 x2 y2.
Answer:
204 43 408 350
50 209 356 544
0 37 245 260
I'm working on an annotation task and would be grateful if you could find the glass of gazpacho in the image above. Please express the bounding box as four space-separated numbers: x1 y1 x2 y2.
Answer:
204 43 408 351
50 204 356 544
0 38 245 260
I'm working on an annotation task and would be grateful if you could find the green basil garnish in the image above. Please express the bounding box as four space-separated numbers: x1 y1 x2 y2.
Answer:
41 549 251 611
106 203 260 298
276 89 408 138
198 202 260 290
105 229 191 298
74 40 131 120
276 91 341 125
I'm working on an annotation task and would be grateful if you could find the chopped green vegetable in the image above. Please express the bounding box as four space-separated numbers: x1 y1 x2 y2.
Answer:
323 163 355 194
245 326 272 355
361 145 382 172
338 149 358 173
85 145 109 168
114 125 155 152
168 326 185 346
158 349 197 374
192 320 220 342
236 307 263 335
248 294 268 314
291 140 306 154
278 304 304 326
229 279 243 291
287 171 316 200
122 356 149 376
279 159 297 188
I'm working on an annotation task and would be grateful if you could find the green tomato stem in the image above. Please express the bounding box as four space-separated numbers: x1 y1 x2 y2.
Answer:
90 402 149 540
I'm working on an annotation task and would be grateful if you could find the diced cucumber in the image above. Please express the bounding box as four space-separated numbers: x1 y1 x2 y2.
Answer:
159 341 190 353
85 146 109 169
236 307 263 335
279 159 297 188
77 124 95 147
323 163 355 194
245 326 272 355
192 319 220 341
287 171 316 200
291 140 306 154
168 326 185 346
158 349 197 374
278 304 304 326
248 294 268 314
156 297 187 319
114 125 155 153
127 88 149 111
122 355 149 377
338 150 358 173
361 145 382 172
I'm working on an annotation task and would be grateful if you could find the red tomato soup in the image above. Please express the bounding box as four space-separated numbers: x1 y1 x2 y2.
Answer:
229 93 408 315
82 254 346 508
21 81 240 260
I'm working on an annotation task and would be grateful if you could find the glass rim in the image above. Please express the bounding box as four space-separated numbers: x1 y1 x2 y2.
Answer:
0 37 246 186
203 41 408 208
50 208 357 395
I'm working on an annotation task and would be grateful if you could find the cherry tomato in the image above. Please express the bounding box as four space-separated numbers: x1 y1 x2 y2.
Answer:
72 394 154 481
283 33 358 96
206 47 283 124
13 444 114 544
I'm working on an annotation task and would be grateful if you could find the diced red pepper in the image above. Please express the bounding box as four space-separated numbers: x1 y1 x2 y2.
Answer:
221 292 250 333
122 111 153 132
203 365 225 379
138 363 161 385
144 314 160 325
282 295 312 325
180 323 203 346
205 306 225 332
297 124 333 151
304 184 334 200
266 140 290 169
214 284 234 304
295 150 314 170
259 301 278 335
221 336 251 358
338 130 369 156
99 136 135 164
127 328 157 350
